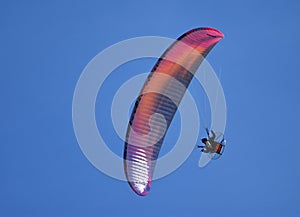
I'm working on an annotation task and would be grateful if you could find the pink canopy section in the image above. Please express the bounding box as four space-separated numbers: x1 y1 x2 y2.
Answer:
123 28 224 196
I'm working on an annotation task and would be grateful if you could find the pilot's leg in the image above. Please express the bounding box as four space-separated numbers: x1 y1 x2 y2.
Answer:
202 149 209 153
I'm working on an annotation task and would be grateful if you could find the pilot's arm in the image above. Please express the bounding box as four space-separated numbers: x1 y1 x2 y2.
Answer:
210 130 216 140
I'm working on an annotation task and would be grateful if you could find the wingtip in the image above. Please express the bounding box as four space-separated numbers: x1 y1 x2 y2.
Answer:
129 180 151 196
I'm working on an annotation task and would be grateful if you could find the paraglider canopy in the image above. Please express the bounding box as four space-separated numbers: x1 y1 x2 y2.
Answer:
123 27 224 195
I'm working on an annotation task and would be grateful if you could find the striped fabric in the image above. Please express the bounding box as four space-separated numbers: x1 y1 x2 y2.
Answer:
124 28 224 196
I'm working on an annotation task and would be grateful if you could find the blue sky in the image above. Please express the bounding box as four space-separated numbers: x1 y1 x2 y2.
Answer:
1 0 300 216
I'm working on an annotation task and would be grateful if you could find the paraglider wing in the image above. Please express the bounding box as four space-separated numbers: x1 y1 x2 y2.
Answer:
124 28 224 196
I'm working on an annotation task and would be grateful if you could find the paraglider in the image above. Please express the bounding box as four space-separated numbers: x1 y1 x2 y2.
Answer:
123 27 224 196
198 129 226 158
